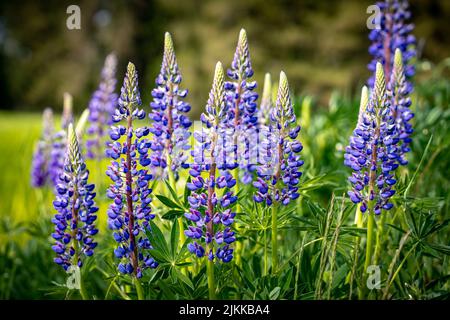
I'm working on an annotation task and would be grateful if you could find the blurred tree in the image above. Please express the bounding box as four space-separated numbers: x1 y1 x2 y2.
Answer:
0 0 448 119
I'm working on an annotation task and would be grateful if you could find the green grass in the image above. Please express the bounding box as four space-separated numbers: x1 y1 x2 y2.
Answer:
0 62 449 300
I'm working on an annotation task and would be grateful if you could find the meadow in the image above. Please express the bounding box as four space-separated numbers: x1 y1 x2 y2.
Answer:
0 54 449 300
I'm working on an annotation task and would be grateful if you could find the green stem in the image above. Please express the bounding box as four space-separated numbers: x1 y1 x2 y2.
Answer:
134 277 144 300
271 203 278 273
373 210 386 265
364 211 375 272
233 169 243 267
263 227 268 276
79 273 88 300
207 258 216 300
361 208 375 299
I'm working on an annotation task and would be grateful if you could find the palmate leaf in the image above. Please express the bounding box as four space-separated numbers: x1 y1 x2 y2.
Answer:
146 220 170 262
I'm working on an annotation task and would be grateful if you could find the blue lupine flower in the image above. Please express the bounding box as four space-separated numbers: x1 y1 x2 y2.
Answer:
106 62 158 278
52 123 98 270
253 71 304 206
345 62 399 214
388 49 414 165
368 0 416 87
224 29 259 184
149 32 192 179
50 93 74 187
31 108 54 187
186 62 237 263
86 53 118 160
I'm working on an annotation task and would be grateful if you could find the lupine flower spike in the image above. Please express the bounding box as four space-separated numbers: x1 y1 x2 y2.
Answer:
225 28 259 185
253 71 303 207
368 0 416 86
50 93 74 186
106 62 158 282
52 123 98 272
345 62 399 215
86 53 118 160
389 48 414 165
31 108 54 187
253 71 303 271
188 61 238 299
187 61 237 263
344 63 400 285
149 32 192 183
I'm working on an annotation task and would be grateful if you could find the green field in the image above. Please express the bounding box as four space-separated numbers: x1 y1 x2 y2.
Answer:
0 61 449 300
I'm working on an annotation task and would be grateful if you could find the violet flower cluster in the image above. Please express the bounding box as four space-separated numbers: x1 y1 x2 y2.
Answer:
253 72 304 206
224 29 259 184
388 49 414 165
149 32 192 179
86 53 118 160
31 108 54 187
106 62 158 278
186 62 237 263
52 123 98 270
368 0 416 86
345 62 400 214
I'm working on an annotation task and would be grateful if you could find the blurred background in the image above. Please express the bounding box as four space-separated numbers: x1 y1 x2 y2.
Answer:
0 0 449 119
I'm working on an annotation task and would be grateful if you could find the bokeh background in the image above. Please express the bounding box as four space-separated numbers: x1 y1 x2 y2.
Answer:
0 0 449 118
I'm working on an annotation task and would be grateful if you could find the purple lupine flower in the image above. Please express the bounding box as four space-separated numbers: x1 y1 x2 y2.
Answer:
253 71 304 206
345 62 399 214
186 62 237 263
106 62 158 278
224 29 259 184
388 48 414 165
31 108 54 187
52 123 98 270
148 32 192 179
368 0 416 87
86 53 118 160
50 93 74 186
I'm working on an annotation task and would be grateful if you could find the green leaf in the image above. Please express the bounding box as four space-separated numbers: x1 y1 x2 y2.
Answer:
156 194 182 209
170 219 180 256
147 220 170 260
269 286 281 300
164 180 181 205
183 176 192 206
171 267 194 290
161 209 185 221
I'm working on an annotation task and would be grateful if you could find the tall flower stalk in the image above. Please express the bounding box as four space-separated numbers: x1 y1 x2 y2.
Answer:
187 62 238 299
389 48 414 166
106 62 157 299
253 71 303 272
344 63 400 297
149 32 192 183
52 123 98 299
86 53 118 160
225 28 258 186
31 108 54 187
149 32 192 248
